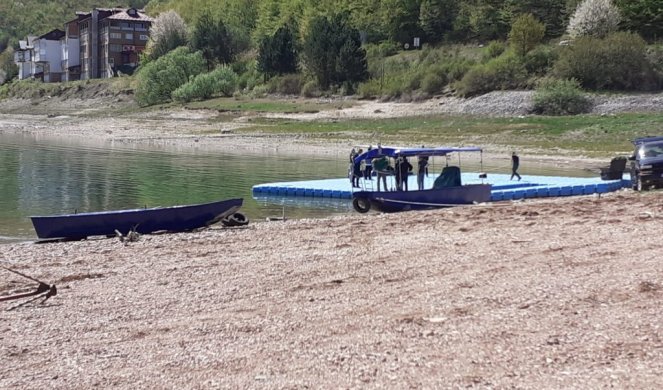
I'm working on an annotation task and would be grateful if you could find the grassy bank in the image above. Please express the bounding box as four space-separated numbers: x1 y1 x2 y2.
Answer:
229 112 663 157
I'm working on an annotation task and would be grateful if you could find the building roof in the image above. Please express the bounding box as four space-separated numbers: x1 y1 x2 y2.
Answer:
38 29 65 41
107 10 153 22
75 8 152 22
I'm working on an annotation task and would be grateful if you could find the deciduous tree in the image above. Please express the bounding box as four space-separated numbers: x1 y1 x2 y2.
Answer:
567 0 621 38
509 14 545 56
144 10 189 62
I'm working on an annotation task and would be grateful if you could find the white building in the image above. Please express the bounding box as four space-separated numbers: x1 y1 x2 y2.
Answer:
14 30 65 82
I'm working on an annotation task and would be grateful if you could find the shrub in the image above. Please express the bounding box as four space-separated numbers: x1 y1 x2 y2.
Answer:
135 47 206 106
567 0 621 38
523 45 558 76
553 32 658 90
532 78 592 115
421 73 446 94
455 53 527 97
509 14 546 56
276 74 303 95
482 41 506 62
172 65 238 102
236 60 262 92
301 80 321 98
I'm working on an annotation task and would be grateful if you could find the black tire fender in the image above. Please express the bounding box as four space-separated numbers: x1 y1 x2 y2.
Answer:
352 197 371 213
222 212 249 227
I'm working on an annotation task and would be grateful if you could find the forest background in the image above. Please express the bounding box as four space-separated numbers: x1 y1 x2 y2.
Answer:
1 0 663 116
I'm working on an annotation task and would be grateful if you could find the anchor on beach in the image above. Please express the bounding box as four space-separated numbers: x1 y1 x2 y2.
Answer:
0 265 57 310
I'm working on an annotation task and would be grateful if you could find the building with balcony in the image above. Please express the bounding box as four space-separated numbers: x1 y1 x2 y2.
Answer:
14 7 152 82
77 8 153 80
15 30 65 82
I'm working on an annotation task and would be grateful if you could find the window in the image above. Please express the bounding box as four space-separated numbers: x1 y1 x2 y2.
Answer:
110 44 122 52
125 33 133 40
135 23 147 31
110 32 122 39
121 22 132 30
139 34 148 41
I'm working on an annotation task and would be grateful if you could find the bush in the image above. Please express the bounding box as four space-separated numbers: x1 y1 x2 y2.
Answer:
532 78 592 115
172 65 238 102
135 47 206 106
236 61 262 92
455 53 528 97
523 45 558 76
482 41 506 62
567 0 621 38
421 73 446 95
301 80 321 98
553 32 659 90
276 74 303 95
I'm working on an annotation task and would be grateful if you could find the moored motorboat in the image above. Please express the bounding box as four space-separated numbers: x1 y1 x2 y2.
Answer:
351 146 491 213
30 198 244 240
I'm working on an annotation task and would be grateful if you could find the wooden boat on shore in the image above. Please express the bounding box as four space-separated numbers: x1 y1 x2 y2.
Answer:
30 198 244 240
351 146 491 213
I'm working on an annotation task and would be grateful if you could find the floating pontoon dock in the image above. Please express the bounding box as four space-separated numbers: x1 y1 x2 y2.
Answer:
252 173 630 202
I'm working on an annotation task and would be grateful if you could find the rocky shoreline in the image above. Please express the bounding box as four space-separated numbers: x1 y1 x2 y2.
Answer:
1 191 662 388
1 93 663 387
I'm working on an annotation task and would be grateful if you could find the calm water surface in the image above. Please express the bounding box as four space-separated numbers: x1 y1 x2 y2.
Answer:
0 132 594 244
0 132 352 243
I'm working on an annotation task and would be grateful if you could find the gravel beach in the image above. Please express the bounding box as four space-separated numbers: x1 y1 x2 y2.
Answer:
1 191 662 388
1 94 663 388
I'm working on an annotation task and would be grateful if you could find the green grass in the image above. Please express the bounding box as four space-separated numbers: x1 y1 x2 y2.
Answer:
238 113 663 157
183 97 355 113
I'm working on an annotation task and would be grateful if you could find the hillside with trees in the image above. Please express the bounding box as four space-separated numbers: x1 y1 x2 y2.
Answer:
2 0 663 115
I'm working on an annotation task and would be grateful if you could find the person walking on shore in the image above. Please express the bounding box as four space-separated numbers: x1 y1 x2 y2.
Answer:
511 152 521 181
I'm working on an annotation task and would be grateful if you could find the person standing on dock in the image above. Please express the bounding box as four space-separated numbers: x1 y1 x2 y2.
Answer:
511 152 522 181
417 156 429 190
363 145 373 180
395 155 413 191
372 154 389 191
352 149 363 187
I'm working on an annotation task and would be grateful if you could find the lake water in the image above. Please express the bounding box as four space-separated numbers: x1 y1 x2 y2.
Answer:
0 132 595 244
0 132 353 243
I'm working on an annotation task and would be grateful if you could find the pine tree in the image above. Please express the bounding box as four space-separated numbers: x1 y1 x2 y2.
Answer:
191 13 233 70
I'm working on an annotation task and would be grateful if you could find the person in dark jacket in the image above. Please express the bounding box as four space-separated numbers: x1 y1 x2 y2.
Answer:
511 152 521 181
395 155 413 191
417 156 429 190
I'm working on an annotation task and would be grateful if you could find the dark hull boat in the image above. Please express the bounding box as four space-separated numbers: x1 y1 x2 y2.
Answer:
352 184 491 213
30 198 243 240
351 146 491 213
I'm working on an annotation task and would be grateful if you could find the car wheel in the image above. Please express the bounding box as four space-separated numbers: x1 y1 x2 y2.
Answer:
635 174 643 191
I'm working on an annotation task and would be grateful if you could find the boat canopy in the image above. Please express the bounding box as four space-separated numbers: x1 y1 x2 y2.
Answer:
353 146 482 164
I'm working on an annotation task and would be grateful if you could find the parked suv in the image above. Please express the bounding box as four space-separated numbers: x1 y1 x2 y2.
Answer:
629 136 663 191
